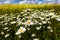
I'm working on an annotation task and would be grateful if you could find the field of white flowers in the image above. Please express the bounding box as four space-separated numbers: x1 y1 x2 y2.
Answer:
0 8 60 40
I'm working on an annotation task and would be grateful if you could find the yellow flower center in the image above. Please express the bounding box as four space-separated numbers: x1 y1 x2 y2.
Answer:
20 29 23 32
27 20 31 24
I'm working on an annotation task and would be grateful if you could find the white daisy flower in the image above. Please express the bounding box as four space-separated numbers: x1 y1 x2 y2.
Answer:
36 26 41 30
46 18 50 21
49 12 54 16
47 26 52 29
56 15 60 18
4 23 8 25
21 12 24 14
31 34 36 37
50 30 53 32
1 32 4 34
56 18 60 21
1 21 4 24
17 15 20 19
39 23 42 25
15 27 26 35
51 15 57 18
40 17 44 20
11 21 16 24
0 16 4 18
42 21 47 24
3 27 8 30
25 20 34 26
33 38 39 40
5 34 10 38
12 17 16 18
22 18 25 20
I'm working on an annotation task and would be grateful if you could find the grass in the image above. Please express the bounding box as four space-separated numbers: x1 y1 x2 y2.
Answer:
0 4 60 40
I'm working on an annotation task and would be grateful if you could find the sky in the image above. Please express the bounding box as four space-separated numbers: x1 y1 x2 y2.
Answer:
0 0 60 4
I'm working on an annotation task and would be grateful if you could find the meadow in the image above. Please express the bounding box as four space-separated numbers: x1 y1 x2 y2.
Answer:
0 4 60 40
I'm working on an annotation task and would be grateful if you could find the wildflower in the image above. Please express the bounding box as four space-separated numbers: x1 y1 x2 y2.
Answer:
36 26 41 30
39 23 42 25
1 21 4 24
12 17 16 18
56 15 60 18
3 27 8 30
49 12 54 16
1 32 4 34
46 18 50 21
56 18 60 21
17 15 20 19
42 21 47 24
33 38 39 40
47 26 52 29
4 23 8 25
31 34 36 37
50 30 53 32
25 20 34 26
22 18 25 20
5 34 10 38
51 15 57 18
0 16 4 18
40 17 44 20
21 12 24 14
11 21 16 24
15 27 26 35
